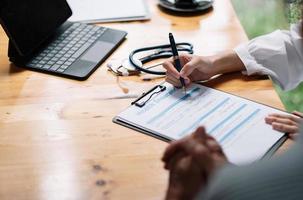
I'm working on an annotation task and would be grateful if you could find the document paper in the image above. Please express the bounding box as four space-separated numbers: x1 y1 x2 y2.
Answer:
67 0 150 23
116 83 285 165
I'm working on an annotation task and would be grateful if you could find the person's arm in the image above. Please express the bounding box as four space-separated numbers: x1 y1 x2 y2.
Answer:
206 50 246 76
163 50 245 87
164 22 303 91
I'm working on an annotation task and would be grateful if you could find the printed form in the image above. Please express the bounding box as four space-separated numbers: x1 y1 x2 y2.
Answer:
116 83 286 165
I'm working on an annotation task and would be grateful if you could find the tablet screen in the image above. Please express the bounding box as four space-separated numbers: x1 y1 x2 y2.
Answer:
0 0 72 56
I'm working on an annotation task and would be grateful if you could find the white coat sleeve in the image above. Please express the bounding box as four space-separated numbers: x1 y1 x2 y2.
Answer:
234 22 303 91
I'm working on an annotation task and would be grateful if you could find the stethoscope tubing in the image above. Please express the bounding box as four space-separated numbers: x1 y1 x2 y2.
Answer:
129 42 193 75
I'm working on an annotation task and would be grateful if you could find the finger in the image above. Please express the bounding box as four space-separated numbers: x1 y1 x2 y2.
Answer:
167 73 191 87
288 133 299 140
272 122 299 133
193 127 223 152
265 116 298 126
265 116 274 124
165 151 187 170
184 77 191 86
179 137 211 167
162 136 190 163
206 137 223 153
179 53 192 66
268 113 301 123
189 145 212 169
163 59 180 79
165 156 195 200
192 126 208 143
163 127 209 168
166 75 182 88
292 111 303 118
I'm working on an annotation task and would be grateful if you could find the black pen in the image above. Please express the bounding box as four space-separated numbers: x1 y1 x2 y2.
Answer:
169 33 186 93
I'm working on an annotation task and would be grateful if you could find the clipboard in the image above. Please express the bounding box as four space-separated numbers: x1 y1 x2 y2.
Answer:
113 83 288 164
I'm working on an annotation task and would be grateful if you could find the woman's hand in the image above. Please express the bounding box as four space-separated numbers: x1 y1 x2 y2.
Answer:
265 111 303 139
163 54 215 87
162 51 246 88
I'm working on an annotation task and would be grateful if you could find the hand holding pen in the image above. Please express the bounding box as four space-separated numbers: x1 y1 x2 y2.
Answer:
164 36 218 89
163 49 247 88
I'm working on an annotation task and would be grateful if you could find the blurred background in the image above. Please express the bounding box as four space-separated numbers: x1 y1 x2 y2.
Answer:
231 0 303 112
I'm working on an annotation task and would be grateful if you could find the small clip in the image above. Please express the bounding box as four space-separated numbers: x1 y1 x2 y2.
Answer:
132 85 166 108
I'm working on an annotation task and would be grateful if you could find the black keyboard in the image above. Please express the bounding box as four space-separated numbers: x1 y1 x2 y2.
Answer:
27 23 106 73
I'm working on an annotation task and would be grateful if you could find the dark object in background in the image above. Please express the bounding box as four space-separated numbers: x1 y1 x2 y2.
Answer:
0 0 127 80
158 0 214 13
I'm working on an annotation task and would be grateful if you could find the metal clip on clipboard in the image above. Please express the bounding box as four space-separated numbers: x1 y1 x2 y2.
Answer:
131 85 166 108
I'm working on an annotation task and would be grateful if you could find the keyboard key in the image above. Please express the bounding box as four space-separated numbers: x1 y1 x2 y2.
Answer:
65 61 73 66
69 50 76 54
56 61 64 65
72 43 91 58
50 64 61 71
39 61 46 64
36 64 43 68
42 65 51 69
61 65 69 69
56 68 65 73
47 61 55 65
68 58 76 62
54 47 61 51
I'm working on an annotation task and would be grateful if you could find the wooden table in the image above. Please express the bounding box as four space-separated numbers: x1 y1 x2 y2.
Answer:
0 0 290 199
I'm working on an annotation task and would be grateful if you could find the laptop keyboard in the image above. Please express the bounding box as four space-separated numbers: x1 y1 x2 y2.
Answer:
27 23 107 73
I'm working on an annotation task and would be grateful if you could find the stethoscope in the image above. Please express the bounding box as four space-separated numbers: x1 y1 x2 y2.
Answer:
129 42 194 75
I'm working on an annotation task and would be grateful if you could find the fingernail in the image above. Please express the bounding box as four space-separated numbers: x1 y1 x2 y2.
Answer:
185 78 190 85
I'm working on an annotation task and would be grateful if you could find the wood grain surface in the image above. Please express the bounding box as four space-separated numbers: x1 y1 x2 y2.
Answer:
0 0 291 199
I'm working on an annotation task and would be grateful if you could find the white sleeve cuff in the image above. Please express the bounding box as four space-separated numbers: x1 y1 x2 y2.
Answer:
234 43 267 76
233 42 286 90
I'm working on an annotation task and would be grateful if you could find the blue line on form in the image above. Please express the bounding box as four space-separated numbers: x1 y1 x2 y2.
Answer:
147 87 201 124
219 109 261 143
208 104 247 134
178 97 230 137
